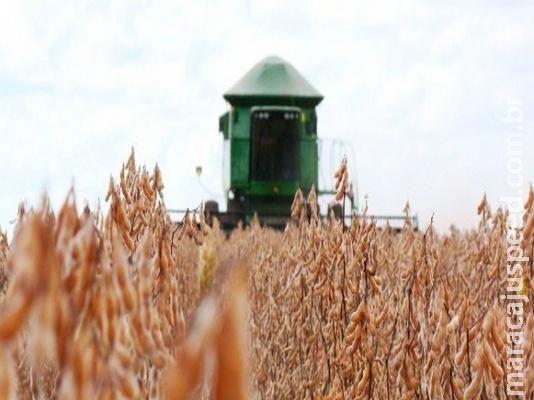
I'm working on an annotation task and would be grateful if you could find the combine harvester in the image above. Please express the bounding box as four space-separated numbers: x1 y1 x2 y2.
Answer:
170 56 418 231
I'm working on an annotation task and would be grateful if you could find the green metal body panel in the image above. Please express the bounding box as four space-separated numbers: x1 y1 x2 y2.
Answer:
299 140 318 189
249 181 298 196
224 55 323 107
230 138 249 187
219 56 322 219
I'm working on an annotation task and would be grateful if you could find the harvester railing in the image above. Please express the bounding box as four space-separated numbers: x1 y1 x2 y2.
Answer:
167 209 419 232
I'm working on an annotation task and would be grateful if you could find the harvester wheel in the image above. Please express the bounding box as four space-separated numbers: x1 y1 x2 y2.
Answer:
227 199 244 214
327 203 343 220
204 200 219 225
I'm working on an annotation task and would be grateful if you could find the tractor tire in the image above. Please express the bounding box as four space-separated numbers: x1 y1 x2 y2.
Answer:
204 200 219 225
227 198 244 214
327 203 343 220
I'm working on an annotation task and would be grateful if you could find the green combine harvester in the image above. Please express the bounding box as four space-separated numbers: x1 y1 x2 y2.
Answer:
172 56 417 231
215 55 326 230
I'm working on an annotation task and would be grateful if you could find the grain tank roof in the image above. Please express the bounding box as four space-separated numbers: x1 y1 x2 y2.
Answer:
223 56 323 107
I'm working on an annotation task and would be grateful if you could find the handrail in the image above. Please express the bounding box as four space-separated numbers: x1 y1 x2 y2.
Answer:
167 209 418 227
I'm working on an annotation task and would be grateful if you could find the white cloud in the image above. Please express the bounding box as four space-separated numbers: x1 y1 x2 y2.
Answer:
0 0 533 236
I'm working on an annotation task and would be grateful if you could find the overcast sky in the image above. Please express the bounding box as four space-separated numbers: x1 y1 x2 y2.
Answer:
0 0 533 235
